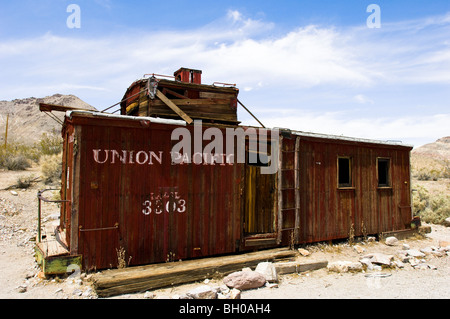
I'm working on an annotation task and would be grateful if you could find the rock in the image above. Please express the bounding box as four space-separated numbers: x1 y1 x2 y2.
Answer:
418 225 432 234
229 288 241 299
367 236 376 242
392 260 405 268
444 217 450 227
17 285 27 293
218 284 230 295
359 258 374 270
431 250 445 257
408 257 421 267
327 261 363 273
143 291 155 299
385 236 398 246
72 289 83 296
255 262 278 283
265 282 279 288
10 191 18 196
353 245 366 254
414 263 435 270
420 247 434 255
405 249 426 258
402 244 410 250
223 271 266 290
362 253 394 266
186 285 217 299
54 288 63 294
298 248 311 256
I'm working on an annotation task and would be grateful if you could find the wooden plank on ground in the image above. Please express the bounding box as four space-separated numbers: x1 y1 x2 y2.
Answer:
92 248 297 297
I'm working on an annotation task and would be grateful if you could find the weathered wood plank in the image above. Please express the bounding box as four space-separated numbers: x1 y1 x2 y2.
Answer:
93 248 297 297
199 92 236 99
155 89 193 124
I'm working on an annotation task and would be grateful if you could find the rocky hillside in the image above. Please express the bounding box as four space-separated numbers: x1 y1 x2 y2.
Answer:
411 137 450 175
0 94 96 145
413 137 450 161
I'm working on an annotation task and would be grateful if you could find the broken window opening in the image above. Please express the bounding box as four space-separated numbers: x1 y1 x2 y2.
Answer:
377 158 391 187
338 157 352 188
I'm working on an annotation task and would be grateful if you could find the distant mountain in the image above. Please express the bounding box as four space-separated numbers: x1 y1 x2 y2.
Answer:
413 137 450 161
411 137 450 177
0 94 96 145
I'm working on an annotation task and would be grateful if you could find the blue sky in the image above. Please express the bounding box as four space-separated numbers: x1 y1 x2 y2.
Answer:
1 1 450 147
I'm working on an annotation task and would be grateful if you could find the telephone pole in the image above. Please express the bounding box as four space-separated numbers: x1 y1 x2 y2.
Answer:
4 114 9 148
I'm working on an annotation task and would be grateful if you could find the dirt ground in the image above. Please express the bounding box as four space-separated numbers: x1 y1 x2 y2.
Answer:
0 166 449 299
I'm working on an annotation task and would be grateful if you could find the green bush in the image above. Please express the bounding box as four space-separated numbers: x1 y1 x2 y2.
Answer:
40 153 62 184
3 154 31 171
37 131 63 156
413 185 450 225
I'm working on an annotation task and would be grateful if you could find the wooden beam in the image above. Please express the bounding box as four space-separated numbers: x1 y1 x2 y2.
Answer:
39 103 90 113
92 248 297 297
155 89 193 124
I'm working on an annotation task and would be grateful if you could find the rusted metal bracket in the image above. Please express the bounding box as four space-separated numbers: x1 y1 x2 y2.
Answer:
79 223 119 232
37 189 71 243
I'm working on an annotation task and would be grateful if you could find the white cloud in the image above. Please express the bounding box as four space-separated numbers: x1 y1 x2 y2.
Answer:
353 94 374 104
1 10 449 146
257 112 450 148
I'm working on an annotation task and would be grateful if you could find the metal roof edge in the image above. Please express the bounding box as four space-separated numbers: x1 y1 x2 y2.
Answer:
65 110 187 126
289 129 414 148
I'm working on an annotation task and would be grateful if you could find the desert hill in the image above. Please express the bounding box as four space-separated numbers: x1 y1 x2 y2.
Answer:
411 136 450 180
413 137 450 161
0 94 96 145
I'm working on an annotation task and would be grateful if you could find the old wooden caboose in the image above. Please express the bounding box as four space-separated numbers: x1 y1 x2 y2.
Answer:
35 68 413 273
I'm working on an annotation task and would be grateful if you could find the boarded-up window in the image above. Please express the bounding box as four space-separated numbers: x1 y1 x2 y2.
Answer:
377 158 391 187
338 157 352 188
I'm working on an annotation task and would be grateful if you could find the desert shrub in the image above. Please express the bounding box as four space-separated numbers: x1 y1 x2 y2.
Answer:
413 185 450 225
38 131 63 156
40 153 62 184
0 143 38 169
16 175 36 189
412 185 429 215
421 195 450 225
415 168 441 181
3 154 31 171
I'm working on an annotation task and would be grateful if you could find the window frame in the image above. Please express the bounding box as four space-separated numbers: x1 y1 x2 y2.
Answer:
337 156 353 189
377 157 391 188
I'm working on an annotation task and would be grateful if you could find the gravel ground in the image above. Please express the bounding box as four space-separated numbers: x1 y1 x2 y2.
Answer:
0 167 449 300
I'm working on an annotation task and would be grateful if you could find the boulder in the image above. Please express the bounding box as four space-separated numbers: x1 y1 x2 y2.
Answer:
385 236 398 246
405 249 426 258
255 262 278 283
362 253 394 266
223 271 266 290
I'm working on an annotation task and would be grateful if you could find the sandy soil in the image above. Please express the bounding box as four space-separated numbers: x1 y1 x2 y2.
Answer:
0 166 449 299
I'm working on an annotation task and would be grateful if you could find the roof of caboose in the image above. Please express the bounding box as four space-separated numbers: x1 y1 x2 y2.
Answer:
65 110 413 150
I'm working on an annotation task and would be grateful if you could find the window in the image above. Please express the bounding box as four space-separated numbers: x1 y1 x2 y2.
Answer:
338 157 352 188
377 158 391 187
